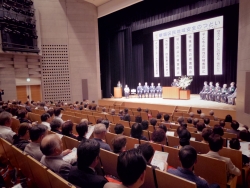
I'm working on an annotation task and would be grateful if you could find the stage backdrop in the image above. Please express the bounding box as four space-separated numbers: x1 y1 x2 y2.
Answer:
98 0 239 98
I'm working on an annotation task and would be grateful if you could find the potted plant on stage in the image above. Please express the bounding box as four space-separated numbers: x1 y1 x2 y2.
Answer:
178 75 193 100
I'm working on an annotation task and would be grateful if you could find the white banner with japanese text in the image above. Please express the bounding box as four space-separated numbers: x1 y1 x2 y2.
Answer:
174 36 182 76
153 40 160 77
163 38 170 77
214 28 223 75
186 33 194 76
199 31 208 75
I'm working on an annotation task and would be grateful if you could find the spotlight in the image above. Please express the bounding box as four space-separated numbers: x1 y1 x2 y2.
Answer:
26 78 30 82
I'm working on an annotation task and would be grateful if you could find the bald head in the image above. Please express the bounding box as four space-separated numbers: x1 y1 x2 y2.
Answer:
40 134 62 156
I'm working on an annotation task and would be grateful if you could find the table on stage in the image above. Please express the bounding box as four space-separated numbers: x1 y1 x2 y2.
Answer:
162 87 190 100
114 87 122 98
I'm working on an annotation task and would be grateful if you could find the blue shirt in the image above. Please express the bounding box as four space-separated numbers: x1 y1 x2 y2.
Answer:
168 167 209 188
93 138 111 151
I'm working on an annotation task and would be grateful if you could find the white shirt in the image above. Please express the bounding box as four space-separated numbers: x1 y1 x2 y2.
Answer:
41 122 51 130
0 125 16 144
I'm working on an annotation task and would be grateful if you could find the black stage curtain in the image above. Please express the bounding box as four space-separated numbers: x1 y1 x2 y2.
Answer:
99 0 239 98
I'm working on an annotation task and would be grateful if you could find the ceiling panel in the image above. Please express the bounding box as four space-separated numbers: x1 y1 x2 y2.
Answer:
84 0 111 6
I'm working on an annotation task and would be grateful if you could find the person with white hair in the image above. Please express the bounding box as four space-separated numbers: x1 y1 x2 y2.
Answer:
209 110 218 121
80 118 89 124
110 109 116 116
92 124 111 151
40 134 73 180
200 113 205 119
189 112 194 119
101 107 108 114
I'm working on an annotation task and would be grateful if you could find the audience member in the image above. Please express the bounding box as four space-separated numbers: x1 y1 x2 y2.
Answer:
50 119 62 134
204 118 210 127
118 110 123 120
200 113 205 119
189 112 194 119
156 113 162 120
93 123 111 151
41 113 52 130
209 110 217 121
114 124 124 134
227 121 240 135
168 145 214 188
110 109 116 115
24 124 48 161
141 120 149 130
202 134 241 177
135 116 142 123
131 123 148 141
17 109 31 124
123 114 130 122
101 120 110 132
177 117 184 125
177 125 186 137
137 143 154 163
47 108 55 119
13 123 31 151
0 111 16 143
61 121 77 139
201 128 213 144
144 109 152 119
193 118 199 128
101 107 108 114
40 134 72 180
76 122 88 142
151 128 166 145
111 135 127 154
137 107 141 112
224 115 233 123
80 118 89 124
219 120 225 128
196 123 206 134
212 125 224 136
197 109 202 114
238 130 250 142
68 140 108 188
187 117 192 124
177 129 191 149
229 138 249 165
96 117 104 124
150 118 157 127
163 114 170 123
104 149 146 188
54 108 64 124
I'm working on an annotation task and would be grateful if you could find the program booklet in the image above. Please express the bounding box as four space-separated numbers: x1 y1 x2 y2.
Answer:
150 151 169 171
63 147 77 164
85 125 95 139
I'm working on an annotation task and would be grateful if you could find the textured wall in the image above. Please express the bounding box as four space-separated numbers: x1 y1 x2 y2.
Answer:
237 0 250 125
34 0 101 103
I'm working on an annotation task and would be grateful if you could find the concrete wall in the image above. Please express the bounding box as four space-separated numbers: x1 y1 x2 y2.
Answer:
236 0 250 125
34 0 101 103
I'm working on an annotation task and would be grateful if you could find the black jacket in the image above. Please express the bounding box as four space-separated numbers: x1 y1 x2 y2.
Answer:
13 139 30 151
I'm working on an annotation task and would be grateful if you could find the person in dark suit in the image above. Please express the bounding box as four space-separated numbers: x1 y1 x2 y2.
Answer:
210 82 221 101
221 82 235 103
149 83 155 98
68 139 108 188
0 89 4 101
171 79 179 87
76 122 88 142
227 88 237 105
205 82 214 100
124 85 130 99
155 83 162 98
217 84 228 102
137 83 143 98
143 82 149 98
199 81 209 100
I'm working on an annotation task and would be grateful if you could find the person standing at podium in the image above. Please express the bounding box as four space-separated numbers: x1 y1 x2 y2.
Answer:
124 85 130 99
149 83 156 98
143 82 149 98
117 81 122 87
155 83 162 98
137 83 143 98
171 79 179 87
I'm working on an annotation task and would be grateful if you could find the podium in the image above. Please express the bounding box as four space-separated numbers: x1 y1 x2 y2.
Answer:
180 90 190 100
162 87 180 99
114 87 122 98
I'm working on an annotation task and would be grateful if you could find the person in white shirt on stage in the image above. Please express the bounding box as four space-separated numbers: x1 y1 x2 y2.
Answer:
149 83 156 98
117 81 122 88
155 83 162 98
124 85 130 99
171 79 179 87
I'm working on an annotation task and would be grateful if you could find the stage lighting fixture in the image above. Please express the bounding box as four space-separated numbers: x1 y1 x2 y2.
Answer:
2 3 11 10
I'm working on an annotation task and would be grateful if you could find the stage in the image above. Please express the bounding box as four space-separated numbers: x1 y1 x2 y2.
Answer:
100 94 235 111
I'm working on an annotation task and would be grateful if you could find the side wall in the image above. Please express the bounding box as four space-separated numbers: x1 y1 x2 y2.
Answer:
237 0 250 125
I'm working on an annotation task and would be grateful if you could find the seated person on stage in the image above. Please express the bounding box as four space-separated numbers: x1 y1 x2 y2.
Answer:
229 138 249 166
0 111 16 144
13 123 31 151
143 82 149 98
199 81 210 100
221 82 235 103
137 83 143 98
227 88 237 105
24 124 48 161
217 84 227 103
205 82 214 100
155 83 162 98
210 82 221 101
149 83 156 98
40 134 73 180
124 85 130 99
168 145 219 188
92 123 111 151
117 81 122 87
171 79 179 87
111 135 127 154
68 140 108 188
201 134 241 177
104 149 146 188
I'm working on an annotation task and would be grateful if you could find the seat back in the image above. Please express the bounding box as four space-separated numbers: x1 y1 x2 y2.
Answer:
11 118 20 134
27 155 51 188
162 145 181 168
167 136 179 147
223 132 237 139
62 136 80 150
0 138 7 159
142 130 149 140
126 136 139 150
105 132 117 147
190 133 203 141
155 169 196 188
106 114 114 123
47 169 76 188
123 127 131 137
113 116 121 124
190 140 210 154
87 115 96 124
99 149 119 178
1 138 18 167
119 120 130 128
109 123 116 133
140 165 157 188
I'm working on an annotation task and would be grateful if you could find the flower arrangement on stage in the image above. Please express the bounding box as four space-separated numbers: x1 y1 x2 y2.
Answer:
178 75 193 90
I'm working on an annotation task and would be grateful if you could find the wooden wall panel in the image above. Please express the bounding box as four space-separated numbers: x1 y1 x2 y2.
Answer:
16 86 27 102
30 85 41 102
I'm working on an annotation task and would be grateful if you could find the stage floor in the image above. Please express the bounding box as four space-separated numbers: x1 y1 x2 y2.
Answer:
102 94 236 111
